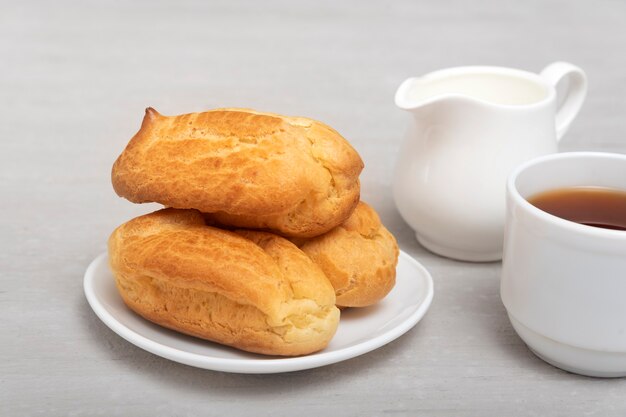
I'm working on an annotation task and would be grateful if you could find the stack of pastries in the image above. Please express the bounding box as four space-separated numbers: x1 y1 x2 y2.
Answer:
109 108 399 356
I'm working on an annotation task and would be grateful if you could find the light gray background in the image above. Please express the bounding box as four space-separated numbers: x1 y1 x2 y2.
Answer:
2 0 626 415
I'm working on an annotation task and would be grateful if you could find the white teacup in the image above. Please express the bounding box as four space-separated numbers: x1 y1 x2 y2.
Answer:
501 152 626 377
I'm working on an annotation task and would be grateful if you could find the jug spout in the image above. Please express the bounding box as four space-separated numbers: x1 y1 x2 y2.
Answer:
395 77 425 111
395 76 456 111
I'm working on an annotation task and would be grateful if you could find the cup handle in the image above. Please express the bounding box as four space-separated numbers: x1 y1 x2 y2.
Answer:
540 62 587 142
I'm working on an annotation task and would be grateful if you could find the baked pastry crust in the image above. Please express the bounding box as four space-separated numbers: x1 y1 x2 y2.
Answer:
108 208 340 356
111 108 363 237
294 202 399 307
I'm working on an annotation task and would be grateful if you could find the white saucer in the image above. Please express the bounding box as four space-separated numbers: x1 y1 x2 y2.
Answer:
83 250 433 374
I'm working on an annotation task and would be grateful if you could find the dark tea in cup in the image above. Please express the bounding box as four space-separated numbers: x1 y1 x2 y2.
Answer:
527 186 626 231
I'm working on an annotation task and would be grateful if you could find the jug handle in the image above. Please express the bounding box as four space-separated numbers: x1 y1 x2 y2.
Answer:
540 62 588 141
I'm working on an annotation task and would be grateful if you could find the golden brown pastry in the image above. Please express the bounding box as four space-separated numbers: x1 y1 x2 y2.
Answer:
293 202 399 308
108 208 340 356
111 108 363 238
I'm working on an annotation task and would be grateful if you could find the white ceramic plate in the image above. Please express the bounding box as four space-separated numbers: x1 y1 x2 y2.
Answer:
84 250 433 374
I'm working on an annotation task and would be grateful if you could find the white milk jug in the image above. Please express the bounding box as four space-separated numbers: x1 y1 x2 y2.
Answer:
393 62 587 261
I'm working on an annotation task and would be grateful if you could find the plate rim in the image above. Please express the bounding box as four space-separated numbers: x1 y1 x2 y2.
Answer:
84 250 434 374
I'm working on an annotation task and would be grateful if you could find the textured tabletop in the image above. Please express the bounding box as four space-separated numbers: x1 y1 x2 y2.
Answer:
2 1 626 415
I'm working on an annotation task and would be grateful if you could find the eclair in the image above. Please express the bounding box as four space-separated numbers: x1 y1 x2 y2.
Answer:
293 202 399 307
108 208 340 356
111 108 363 237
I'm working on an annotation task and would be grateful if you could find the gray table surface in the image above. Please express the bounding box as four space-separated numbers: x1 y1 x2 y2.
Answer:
2 0 626 415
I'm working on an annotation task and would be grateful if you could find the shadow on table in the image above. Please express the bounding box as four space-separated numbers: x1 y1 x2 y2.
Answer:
80 296 422 395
